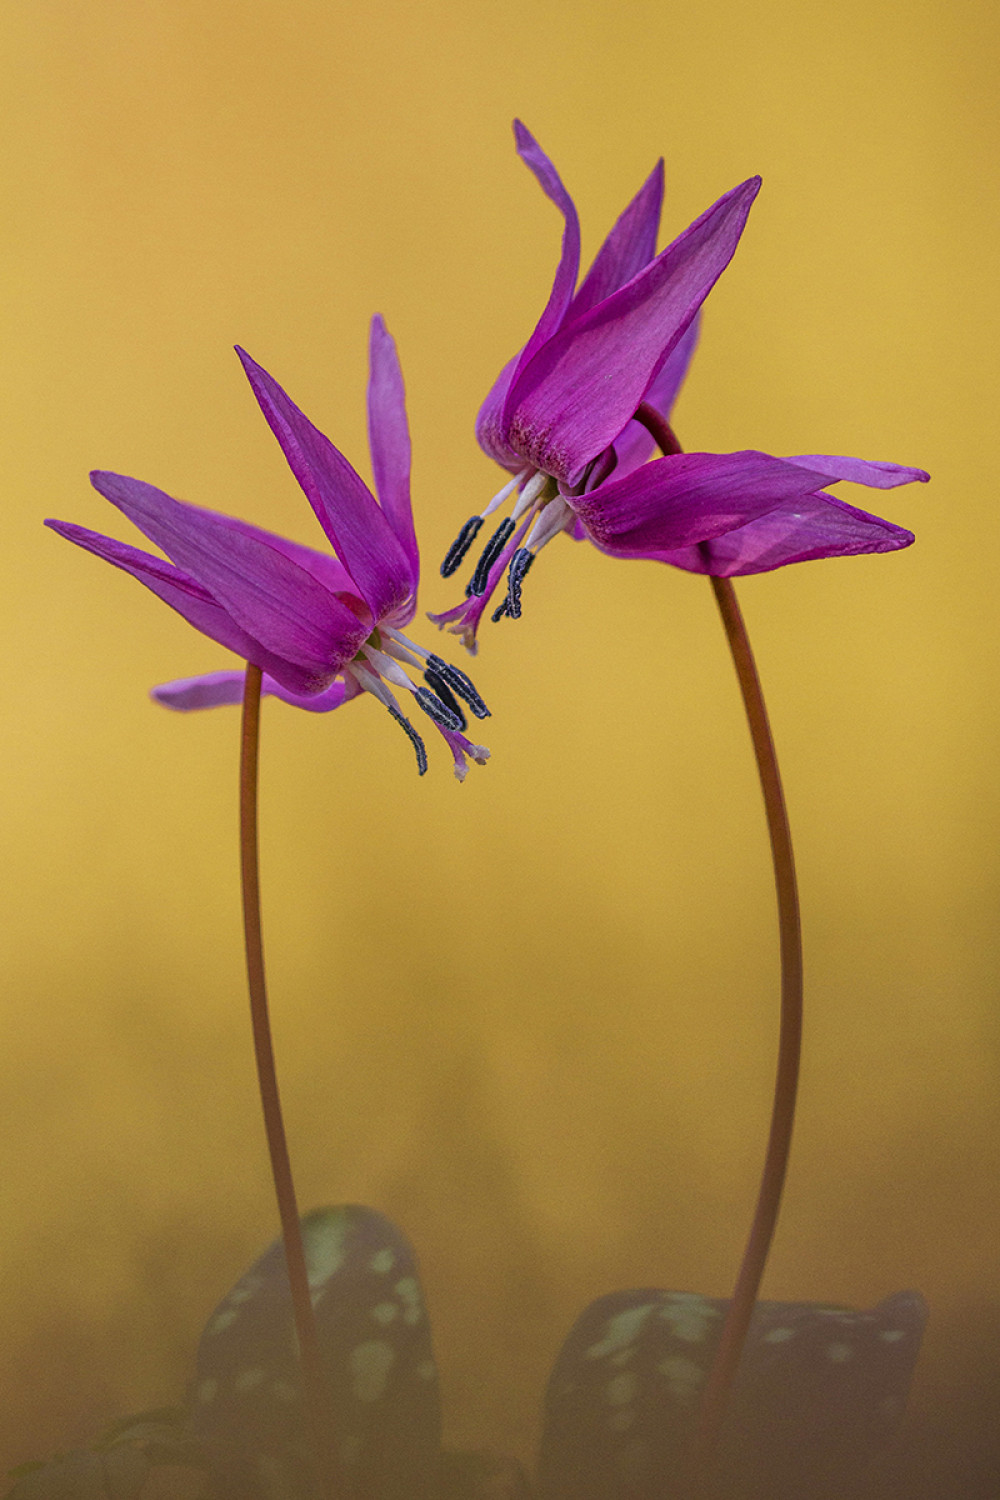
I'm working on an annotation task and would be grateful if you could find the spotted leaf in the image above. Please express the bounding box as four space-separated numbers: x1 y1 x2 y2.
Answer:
3 1411 209 1500
188 1206 441 1500
538 1288 927 1500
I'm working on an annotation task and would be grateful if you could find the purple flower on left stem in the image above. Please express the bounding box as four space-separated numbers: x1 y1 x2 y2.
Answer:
47 317 490 780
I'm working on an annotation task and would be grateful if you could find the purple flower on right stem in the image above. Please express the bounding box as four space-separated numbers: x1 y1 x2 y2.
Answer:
432 123 928 651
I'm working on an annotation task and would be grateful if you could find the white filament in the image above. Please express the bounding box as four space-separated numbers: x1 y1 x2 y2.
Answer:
480 466 531 519
348 661 402 714
361 643 419 697
381 626 429 664
510 468 549 522
524 495 574 554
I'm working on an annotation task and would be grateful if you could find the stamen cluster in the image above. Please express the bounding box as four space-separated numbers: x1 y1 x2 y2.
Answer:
441 466 565 626
348 627 490 775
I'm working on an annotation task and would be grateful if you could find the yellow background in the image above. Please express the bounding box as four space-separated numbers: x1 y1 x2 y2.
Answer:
1 0 996 1492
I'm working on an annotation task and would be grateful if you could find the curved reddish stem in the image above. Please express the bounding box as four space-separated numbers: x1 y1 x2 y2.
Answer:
240 663 340 1499
634 405 804 1488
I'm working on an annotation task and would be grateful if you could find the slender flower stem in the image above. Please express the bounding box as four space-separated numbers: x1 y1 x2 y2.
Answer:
239 662 340 1500
691 576 803 1472
635 405 804 1489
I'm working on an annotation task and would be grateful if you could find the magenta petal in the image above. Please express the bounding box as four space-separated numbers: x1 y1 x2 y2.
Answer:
152 669 350 712
46 519 329 696
236 348 414 622
475 355 525 472
567 159 664 322
207 511 359 599
505 177 761 485
510 121 582 360
574 450 828 555
263 674 352 711
476 123 582 467
784 454 930 489
152 670 249 709
652 490 916 576
609 313 701 480
89 471 368 684
367 315 418 599
642 304 701 419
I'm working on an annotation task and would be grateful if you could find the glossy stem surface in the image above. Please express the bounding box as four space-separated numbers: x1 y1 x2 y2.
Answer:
240 662 340 1499
635 405 804 1487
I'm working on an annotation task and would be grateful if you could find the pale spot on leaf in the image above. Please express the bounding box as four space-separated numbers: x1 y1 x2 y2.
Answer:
606 1371 637 1407
303 1211 349 1291
207 1309 239 1335
586 1305 655 1359
351 1340 396 1402
658 1354 705 1401
658 1294 721 1344
394 1277 422 1325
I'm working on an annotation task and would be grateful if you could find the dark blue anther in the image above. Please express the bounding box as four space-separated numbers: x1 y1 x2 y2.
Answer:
425 654 490 719
422 669 467 732
414 687 464 734
491 599 510 622
385 704 427 774
506 547 536 619
441 516 484 578
470 517 515 596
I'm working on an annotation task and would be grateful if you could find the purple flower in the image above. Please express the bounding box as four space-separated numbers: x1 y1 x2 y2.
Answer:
433 124 928 650
47 318 490 779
